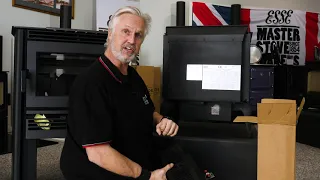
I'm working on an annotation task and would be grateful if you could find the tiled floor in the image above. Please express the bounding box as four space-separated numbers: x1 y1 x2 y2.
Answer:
0 141 320 180
0 140 64 180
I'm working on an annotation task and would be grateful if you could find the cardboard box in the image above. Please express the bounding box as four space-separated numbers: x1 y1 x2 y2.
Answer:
308 71 320 92
134 66 162 112
235 99 296 180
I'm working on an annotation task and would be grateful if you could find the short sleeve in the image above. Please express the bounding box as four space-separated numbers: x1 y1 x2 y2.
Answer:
144 85 155 112
137 72 155 112
81 83 113 148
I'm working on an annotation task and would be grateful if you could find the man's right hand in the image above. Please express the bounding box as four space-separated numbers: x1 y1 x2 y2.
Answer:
150 163 174 180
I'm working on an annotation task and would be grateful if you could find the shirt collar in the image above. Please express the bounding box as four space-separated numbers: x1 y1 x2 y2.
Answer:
99 54 130 84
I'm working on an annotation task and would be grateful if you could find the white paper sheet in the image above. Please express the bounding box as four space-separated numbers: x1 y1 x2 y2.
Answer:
186 64 203 81
202 65 241 91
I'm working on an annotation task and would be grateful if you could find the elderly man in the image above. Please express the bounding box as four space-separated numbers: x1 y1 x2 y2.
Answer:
60 6 179 180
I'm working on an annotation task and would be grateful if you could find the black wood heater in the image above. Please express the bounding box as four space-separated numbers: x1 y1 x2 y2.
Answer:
11 26 108 180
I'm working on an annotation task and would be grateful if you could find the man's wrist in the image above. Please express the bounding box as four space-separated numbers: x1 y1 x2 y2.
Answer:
153 112 164 124
160 116 171 122
137 169 151 180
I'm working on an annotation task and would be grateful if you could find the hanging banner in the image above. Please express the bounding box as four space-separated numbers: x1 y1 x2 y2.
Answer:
191 2 320 65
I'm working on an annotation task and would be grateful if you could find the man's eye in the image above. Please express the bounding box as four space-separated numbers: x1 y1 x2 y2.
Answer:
135 33 143 39
123 29 130 34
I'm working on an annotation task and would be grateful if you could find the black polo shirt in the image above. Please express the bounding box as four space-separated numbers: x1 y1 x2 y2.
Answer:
60 54 156 180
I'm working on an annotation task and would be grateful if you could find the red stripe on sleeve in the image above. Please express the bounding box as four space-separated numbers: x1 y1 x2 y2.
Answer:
82 141 112 148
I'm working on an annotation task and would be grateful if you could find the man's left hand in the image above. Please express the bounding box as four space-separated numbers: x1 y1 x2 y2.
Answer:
156 117 179 137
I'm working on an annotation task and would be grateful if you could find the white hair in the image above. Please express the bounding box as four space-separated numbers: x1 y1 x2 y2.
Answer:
108 6 152 37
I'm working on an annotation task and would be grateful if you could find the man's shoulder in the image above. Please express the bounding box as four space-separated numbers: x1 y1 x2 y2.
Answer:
77 61 108 84
128 66 145 82
70 62 109 94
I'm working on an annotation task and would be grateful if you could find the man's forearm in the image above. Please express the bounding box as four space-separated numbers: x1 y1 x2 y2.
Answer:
86 144 142 178
153 111 163 125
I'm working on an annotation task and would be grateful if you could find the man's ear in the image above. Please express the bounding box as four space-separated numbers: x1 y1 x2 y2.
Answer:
107 30 113 40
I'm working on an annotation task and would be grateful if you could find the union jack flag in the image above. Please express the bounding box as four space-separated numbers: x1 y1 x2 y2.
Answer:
191 2 320 65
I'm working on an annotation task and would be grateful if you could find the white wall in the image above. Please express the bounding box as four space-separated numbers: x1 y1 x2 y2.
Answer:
0 0 94 91
2 0 320 86
139 0 320 67
95 0 140 31
50 0 95 29
0 0 50 84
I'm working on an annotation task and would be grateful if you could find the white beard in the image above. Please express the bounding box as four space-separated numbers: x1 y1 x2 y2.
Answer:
110 40 136 64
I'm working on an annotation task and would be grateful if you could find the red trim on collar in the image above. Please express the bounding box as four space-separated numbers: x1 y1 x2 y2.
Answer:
98 57 122 84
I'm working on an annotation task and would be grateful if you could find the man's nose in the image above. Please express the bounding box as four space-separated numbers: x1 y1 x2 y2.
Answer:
127 33 135 44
